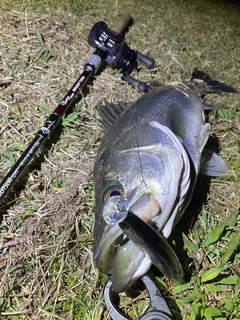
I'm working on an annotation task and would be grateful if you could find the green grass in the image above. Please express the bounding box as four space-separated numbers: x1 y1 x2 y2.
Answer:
0 0 239 319
172 209 240 319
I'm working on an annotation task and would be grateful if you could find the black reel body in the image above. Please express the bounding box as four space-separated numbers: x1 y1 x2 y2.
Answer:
88 21 155 85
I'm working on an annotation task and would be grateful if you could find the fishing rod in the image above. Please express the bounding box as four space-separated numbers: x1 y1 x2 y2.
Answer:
0 13 155 204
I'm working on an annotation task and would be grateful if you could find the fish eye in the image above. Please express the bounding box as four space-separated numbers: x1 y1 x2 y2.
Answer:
104 187 123 201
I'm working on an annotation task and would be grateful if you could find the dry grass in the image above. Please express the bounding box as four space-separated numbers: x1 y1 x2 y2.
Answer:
0 0 239 319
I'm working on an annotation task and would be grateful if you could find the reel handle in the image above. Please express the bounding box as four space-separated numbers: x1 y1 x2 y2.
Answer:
137 51 155 69
122 74 149 93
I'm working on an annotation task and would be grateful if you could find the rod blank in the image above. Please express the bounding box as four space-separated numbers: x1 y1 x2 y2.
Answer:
0 66 94 204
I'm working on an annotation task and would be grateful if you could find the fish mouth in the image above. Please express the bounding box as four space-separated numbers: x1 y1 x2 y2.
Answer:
94 224 124 275
110 208 184 293
95 185 162 292
111 238 152 292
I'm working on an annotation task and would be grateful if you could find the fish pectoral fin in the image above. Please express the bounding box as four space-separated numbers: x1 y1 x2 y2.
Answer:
200 148 228 177
203 101 218 111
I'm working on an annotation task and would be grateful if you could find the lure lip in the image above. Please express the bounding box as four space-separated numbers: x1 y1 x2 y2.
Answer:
119 210 184 285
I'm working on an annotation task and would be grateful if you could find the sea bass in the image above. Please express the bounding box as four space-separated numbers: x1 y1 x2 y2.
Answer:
93 70 235 293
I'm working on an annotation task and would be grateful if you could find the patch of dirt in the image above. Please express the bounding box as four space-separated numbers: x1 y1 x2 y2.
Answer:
0 161 91 260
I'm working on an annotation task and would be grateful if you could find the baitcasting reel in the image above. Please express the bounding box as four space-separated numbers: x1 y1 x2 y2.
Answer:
88 18 155 91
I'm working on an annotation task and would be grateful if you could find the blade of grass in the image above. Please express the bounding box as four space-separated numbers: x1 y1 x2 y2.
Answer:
36 30 45 46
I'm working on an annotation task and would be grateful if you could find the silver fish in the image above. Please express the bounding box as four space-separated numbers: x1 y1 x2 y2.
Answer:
93 71 232 293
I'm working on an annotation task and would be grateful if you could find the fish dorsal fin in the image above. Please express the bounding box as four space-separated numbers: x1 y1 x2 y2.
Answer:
96 101 129 132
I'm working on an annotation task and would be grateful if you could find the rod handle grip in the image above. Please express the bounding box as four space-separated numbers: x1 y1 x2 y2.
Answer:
112 12 132 34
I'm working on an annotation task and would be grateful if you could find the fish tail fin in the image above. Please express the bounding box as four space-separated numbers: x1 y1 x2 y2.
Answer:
190 68 237 94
